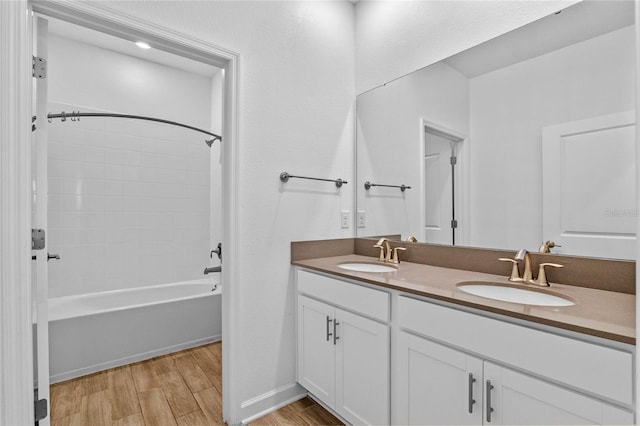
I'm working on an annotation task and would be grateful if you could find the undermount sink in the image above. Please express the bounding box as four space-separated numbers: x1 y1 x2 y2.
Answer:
337 262 398 273
457 281 574 307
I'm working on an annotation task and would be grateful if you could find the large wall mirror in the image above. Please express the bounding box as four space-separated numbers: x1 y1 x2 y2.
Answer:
355 0 636 260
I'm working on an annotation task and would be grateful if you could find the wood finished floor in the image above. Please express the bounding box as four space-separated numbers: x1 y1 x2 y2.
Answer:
50 342 342 426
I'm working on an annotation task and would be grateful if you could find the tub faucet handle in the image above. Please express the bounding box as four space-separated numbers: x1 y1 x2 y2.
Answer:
210 242 222 260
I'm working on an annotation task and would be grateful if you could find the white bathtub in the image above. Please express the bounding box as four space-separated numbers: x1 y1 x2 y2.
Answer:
48 277 221 383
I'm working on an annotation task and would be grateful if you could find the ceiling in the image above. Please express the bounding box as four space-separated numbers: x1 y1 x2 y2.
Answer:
47 16 221 78
443 0 634 78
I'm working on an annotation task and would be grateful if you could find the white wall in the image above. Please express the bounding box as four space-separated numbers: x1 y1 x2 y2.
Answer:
105 1 355 419
469 25 635 250
48 35 212 129
356 62 468 239
47 36 215 297
355 0 580 95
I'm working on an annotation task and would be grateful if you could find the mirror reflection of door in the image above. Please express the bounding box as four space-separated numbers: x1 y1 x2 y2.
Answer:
542 111 636 259
424 126 463 245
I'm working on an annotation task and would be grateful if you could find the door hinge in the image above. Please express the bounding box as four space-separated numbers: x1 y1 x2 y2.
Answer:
451 220 458 229
35 398 48 423
32 229 45 250
450 156 457 166
32 56 46 79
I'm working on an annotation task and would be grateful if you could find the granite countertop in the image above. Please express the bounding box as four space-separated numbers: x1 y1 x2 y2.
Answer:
293 254 635 345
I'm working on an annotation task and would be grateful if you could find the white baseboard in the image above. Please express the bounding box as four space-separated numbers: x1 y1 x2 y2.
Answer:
50 335 221 384
240 382 308 424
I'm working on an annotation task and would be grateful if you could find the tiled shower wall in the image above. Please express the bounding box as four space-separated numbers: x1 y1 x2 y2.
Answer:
47 102 212 298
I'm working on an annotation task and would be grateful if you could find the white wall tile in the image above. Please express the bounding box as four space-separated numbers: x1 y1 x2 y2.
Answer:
62 126 85 146
48 101 211 298
63 143 106 164
104 164 124 180
48 159 65 177
48 122 64 143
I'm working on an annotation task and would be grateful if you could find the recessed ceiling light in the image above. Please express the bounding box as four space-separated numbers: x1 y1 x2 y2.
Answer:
135 41 151 49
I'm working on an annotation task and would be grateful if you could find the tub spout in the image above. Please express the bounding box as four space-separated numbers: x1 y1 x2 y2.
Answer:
204 266 221 274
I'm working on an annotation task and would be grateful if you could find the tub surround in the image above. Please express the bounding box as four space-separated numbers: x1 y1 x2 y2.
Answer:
291 238 635 344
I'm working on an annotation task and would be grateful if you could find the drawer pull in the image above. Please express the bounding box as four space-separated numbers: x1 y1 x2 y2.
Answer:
326 316 333 342
468 373 476 413
486 380 495 422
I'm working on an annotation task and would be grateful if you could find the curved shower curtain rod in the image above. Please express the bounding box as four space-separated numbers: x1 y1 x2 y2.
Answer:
47 111 222 147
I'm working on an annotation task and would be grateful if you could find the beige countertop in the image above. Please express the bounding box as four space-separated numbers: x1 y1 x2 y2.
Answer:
293 254 635 345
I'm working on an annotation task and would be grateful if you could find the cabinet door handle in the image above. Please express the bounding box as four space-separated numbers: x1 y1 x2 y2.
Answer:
326 316 333 342
486 380 495 423
468 373 476 413
333 320 340 345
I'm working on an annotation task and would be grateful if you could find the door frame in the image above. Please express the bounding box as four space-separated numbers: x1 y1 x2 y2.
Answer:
419 118 468 246
1 1 242 423
0 1 34 423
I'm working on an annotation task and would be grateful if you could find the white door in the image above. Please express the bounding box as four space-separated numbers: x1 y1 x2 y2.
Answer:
483 362 633 425
334 308 389 425
424 127 462 245
297 295 336 408
32 15 51 426
542 111 636 259
396 332 483 425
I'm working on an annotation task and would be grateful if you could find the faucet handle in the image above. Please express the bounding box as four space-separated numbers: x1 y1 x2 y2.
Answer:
532 262 564 287
392 247 407 264
373 244 386 262
499 258 523 282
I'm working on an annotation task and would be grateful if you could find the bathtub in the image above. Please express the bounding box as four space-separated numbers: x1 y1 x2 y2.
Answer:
48 277 221 383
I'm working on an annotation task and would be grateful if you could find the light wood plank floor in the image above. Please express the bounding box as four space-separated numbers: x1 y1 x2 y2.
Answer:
50 342 342 425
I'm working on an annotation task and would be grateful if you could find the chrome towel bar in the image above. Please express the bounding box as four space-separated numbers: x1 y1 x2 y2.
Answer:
280 172 347 188
364 181 411 192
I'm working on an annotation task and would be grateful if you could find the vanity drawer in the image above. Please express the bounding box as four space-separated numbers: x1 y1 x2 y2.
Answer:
398 295 633 406
297 269 390 321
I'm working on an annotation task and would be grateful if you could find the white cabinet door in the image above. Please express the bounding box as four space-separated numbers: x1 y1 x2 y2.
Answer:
335 308 390 425
484 362 633 425
396 332 483 425
297 295 336 408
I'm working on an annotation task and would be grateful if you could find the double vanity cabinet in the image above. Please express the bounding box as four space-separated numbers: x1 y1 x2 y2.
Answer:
294 258 635 425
